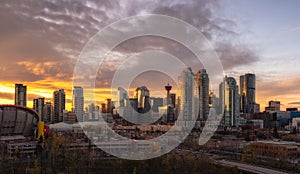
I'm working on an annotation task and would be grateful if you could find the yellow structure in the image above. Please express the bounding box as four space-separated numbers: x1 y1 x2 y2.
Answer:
37 121 44 141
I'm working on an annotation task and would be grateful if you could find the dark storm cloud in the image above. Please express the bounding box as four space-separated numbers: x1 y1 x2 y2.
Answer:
104 36 203 70
100 0 259 73
215 42 259 70
0 0 115 82
0 0 259 84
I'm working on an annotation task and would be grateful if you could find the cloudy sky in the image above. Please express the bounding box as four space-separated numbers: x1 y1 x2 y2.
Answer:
0 0 299 110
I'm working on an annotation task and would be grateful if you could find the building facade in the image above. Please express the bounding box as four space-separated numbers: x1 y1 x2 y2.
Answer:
177 68 195 126
73 86 84 122
15 84 27 107
53 89 65 123
134 86 150 113
265 100 280 113
150 97 163 113
63 110 77 123
86 103 100 121
33 98 45 121
250 141 298 162
44 102 52 123
219 76 240 127
240 73 256 114
106 99 112 114
194 69 210 120
170 93 176 108
101 103 106 113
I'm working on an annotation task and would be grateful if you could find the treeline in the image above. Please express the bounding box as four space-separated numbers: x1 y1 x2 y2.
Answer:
0 151 246 174
0 131 247 174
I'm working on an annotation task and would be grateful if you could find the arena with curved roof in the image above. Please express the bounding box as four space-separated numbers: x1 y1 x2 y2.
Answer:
0 105 39 137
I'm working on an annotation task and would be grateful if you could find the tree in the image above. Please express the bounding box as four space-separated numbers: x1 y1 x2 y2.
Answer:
291 127 297 134
273 124 279 139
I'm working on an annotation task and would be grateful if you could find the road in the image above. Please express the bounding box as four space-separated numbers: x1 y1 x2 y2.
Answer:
178 148 291 174
218 160 289 174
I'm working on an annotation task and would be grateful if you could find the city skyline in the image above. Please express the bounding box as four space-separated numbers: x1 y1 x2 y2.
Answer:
0 70 293 113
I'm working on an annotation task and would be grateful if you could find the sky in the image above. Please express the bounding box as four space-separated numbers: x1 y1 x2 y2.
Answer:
0 0 299 111
221 0 300 110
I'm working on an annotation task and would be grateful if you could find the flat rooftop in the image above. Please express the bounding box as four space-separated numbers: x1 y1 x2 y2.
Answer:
0 135 26 141
255 140 300 146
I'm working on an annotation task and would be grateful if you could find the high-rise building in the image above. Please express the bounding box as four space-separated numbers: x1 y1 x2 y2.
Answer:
129 98 138 112
101 103 106 113
73 86 84 122
125 98 138 123
270 100 280 111
240 73 256 114
44 102 52 123
219 76 240 127
106 99 112 114
117 87 128 108
53 89 65 123
134 86 150 113
254 103 260 113
194 69 210 120
150 97 163 112
178 68 195 125
63 110 77 123
265 100 280 113
166 106 175 123
15 84 27 106
86 103 99 121
170 93 176 108
33 98 45 121
209 91 218 109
